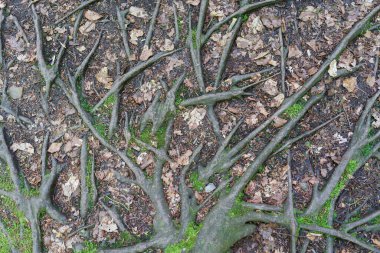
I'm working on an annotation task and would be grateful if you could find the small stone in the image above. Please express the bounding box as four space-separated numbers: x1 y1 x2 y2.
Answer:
205 183 216 193
8 86 23 99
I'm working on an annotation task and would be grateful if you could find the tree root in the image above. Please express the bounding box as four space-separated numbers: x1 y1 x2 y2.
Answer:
0 127 66 253
32 4 69 113
144 0 161 48
279 27 287 95
140 72 185 134
92 49 180 112
116 5 131 59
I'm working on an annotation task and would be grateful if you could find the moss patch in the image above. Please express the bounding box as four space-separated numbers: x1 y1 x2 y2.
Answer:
0 196 33 253
165 222 202 253
284 102 304 119
74 241 97 253
189 172 205 192
229 192 250 218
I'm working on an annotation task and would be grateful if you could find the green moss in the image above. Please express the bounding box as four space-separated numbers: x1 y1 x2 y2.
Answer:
284 102 305 119
229 192 249 218
109 231 139 248
0 196 33 253
0 165 14 191
360 143 374 157
94 119 108 139
191 29 197 49
140 124 152 144
21 188 40 198
165 222 202 253
242 14 249 22
189 172 205 192
74 241 97 253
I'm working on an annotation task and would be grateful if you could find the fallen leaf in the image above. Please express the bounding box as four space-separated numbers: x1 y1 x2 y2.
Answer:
372 238 380 248
342 77 357 92
328 60 338 77
299 6 318 22
177 150 192 166
10 142 34 154
249 16 264 34
262 79 279 96
183 108 206 130
96 67 113 89
129 6 148 18
367 75 376 87
48 142 62 153
245 114 258 126
84 10 102 21
140 46 153 61
270 93 284 107
162 39 174 51
79 21 95 35
186 0 200 6
62 175 79 199
273 117 287 128
129 29 144 45
288 45 302 58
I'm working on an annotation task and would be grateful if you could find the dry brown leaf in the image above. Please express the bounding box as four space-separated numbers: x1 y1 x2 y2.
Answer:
270 93 284 107
62 175 79 199
129 6 148 18
140 46 153 61
84 10 102 21
95 67 113 89
342 77 357 92
186 0 200 6
367 75 376 87
245 114 258 126
372 238 380 247
262 79 279 96
79 21 95 35
299 6 318 22
273 117 287 128
183 108 206 130
328 59 338 77
130 29 144 45
48 142 62 153
288 45 302 58
10 142 34 154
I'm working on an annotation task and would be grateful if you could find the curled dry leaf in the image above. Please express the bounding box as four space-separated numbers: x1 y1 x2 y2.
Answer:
62 175 79 199
186 0 200 6
84 10 102 21
342 77 357 92
79 21 96 35
130 29 144 45
270 93 284 107
288 45 303 58
262 79 279 96
96 67 113 89
328 59 338 77
183 108 207 130
10 142 34 154
245 114 258 126
48 142 63 153
140 46 153 61
129 6 148 18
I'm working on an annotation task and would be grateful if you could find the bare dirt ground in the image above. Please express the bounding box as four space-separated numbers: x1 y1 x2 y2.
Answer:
0 0 380 252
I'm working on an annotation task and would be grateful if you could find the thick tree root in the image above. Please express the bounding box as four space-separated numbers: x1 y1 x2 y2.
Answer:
116 5 131 59
0 127 66 253
140 72 185 134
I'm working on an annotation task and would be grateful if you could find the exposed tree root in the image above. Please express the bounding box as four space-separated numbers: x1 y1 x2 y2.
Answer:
279 27 287 95
115 5 132 59
32 4 69 113
8 14 30 45
144 0 161 48
0 127 66 253
6 2 380 253
140 72 185 134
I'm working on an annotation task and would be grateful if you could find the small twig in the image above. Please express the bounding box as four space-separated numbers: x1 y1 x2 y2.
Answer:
55 0 101 25
279 27 287 95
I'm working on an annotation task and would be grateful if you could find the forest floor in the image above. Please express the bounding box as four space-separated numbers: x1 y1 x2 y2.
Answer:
0 0 380 252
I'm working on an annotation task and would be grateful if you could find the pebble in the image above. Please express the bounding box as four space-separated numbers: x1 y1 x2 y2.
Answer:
8 86 23 99
205 183 216 193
